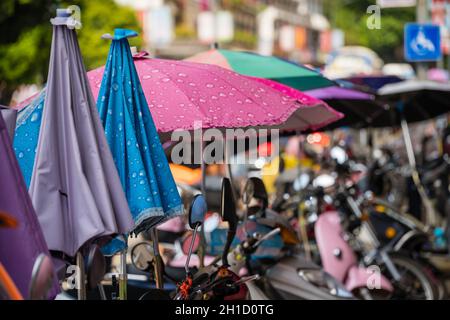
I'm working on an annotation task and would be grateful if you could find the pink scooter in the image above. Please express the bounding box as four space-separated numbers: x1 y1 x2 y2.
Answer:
315 210 393 298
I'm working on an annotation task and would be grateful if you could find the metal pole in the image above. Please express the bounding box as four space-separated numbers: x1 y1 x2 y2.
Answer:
401 119 439 226
118 249 127 300
76 252 86 300
416 0 428 80
185 226 198 274
199 130 206 268
150 228 164 289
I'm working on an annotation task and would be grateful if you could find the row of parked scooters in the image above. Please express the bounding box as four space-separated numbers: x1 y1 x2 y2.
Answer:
51 144 450 300
73 147 450 300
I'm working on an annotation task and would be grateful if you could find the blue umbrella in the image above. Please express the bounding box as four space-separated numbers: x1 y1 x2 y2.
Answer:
97 29 183 242
13 88 46 188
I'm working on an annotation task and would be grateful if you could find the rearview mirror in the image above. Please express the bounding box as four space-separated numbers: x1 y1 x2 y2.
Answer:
184 194 207 275
220 178 238 266
188 194 207 229
131 242 154 272
29 254 55 300
247 177 268 210
221 178 238 232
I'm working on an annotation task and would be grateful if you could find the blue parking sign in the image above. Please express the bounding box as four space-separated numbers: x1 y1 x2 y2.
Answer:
404 23 441 62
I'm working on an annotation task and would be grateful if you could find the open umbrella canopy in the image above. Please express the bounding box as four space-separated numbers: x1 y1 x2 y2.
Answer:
248 77 343 132
374 80 450 127
20 9 134 257
88 53 333 137
305 86 385 130
0 112 59 299
184 49 335 91
13 89 45 187
96 29 183 237
341 75 403 91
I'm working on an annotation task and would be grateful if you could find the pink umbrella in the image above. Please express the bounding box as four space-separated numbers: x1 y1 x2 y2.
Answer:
87 53 341 136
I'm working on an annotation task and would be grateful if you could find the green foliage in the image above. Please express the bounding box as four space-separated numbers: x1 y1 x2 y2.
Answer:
324 0 415 62
0 0 142 104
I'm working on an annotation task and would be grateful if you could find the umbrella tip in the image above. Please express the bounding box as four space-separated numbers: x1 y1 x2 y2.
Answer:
102 29 138 41
51 7 82 29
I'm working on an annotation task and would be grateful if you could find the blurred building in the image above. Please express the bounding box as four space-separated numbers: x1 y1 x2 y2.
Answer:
116 0 335 64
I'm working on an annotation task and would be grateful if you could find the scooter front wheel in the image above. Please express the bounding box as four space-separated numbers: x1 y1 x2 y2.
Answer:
380 254 439 300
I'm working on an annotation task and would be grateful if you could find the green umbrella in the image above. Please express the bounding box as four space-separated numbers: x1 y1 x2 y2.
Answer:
185 49 335 91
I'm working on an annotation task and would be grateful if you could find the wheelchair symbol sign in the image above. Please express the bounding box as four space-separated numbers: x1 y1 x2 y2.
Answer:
404 23 441 62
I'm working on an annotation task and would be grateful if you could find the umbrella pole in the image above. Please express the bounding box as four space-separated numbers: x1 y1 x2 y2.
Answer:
118 242 128 300
150 228 164 289
76 252 86 300
199 132 206 268
401 119 439 226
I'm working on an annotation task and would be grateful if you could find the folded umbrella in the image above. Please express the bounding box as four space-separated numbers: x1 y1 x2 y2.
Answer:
27 9 134 257
96 29 183 239
0 112 59 299
0 105 17 139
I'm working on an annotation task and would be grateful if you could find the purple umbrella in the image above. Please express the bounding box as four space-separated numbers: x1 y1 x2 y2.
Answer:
305 86 385 130
0 112 59 299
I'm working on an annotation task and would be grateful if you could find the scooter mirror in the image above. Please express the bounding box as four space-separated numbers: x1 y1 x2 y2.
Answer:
188 194 207 229
330 146 348 165
131 242 154 272
247 177 268 210
29 254 55 300
220 178 238 266
242 179 255 206
0 210 18 229
184 194 207 274
221 178 238 232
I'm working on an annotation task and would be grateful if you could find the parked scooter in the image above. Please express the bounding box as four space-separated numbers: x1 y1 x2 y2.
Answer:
207 177 355 300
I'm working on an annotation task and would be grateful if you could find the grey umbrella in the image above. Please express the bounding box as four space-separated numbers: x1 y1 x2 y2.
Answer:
28 9 134 260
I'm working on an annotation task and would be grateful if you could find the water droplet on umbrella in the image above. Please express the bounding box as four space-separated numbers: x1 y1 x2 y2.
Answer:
30 113 40 122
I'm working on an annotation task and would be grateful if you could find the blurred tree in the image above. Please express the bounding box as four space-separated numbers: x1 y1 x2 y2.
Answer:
323 0 415 62
0 0 142 105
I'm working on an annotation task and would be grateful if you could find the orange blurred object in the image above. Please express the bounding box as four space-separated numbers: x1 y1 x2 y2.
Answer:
0 211 18 229
306 132 330 147
169 164 202 186
0 263 23 300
